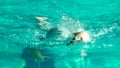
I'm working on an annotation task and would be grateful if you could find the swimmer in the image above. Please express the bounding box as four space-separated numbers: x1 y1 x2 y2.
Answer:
36 16 90 46
67 31 90 46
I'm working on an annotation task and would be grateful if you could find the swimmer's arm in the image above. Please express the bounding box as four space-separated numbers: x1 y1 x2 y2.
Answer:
67 37 82 46
67 40 78 46
67 38 77 46
36 16 51 31
67 40 74 46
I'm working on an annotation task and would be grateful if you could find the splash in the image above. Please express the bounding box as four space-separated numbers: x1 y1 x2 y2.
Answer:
38 16 86 47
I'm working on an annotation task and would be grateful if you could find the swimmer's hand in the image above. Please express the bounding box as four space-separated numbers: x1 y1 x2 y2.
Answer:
36 16 48 22
37 54 50 61
29 48 50 61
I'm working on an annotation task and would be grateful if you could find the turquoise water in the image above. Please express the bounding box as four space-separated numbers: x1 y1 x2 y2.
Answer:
0 0 120 68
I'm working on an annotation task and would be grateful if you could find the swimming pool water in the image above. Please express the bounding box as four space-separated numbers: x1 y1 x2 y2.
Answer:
0 0 120 68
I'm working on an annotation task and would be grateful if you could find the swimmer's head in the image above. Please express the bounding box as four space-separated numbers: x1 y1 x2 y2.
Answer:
67 31 90 46
75 31 90 42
